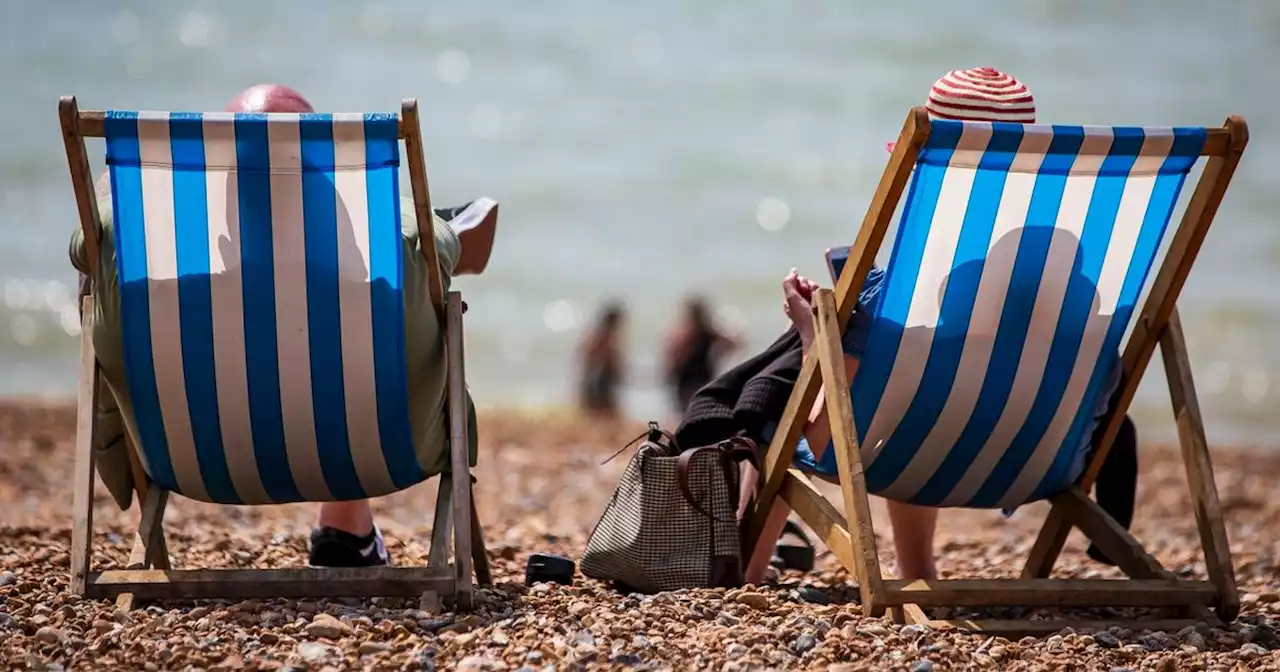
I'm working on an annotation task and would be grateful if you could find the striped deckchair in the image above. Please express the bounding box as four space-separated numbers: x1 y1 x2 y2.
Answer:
59 96 491 609
744 107 1249 634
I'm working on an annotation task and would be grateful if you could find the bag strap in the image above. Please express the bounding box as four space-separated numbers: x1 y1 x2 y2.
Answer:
676 437 758 523
601 421 677 465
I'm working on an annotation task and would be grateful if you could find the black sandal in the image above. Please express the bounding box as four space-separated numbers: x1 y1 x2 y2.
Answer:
771 520 815 572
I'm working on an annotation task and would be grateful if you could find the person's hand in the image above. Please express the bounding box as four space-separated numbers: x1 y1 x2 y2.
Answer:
783 269 820 345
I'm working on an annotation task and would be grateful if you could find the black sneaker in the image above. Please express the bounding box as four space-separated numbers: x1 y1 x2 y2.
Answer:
308 526 391 568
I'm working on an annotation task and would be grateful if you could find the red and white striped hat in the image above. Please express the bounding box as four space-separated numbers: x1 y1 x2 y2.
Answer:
887 67 1035 152
925 67 1035 123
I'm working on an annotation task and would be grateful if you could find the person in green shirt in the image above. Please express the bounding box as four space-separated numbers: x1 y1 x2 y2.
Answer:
70 84 498 567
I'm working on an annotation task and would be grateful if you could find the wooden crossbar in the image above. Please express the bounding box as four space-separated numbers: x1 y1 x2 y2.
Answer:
884 579 1217 608
88 567 456 600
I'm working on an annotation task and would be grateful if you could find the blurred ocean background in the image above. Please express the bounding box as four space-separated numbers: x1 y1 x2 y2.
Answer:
1 0 1276 443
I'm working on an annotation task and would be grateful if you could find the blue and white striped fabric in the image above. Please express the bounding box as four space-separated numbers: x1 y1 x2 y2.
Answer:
105 111 425 505
847 120 1205 509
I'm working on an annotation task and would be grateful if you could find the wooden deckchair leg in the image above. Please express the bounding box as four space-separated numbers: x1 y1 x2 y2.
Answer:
446 292 474 609
123 439 171 571
116 483 169 611
428 476 452 569
813 290 884 615
1161 309 1239 621
1051 486 1167 580
71 297 99 596
469 481 492 586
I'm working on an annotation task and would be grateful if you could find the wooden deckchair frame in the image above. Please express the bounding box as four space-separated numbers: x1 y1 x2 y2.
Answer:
743 107 1249 635
60 96 492 610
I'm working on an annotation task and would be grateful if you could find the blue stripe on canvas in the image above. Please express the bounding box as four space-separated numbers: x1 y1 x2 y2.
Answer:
104 112 179 493
853 121 963 483
234 113 300 503
912 127 1086 506
364 114 421 488
299 114 363 501
168 112 239 504
864 124 1022 494
1029 127 1208 500
970 128 1147 508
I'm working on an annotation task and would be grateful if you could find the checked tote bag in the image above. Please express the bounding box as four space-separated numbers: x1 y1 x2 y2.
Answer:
581 423 757 593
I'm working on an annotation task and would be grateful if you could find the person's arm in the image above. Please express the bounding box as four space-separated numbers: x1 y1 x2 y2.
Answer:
70 172 112 276
799 353 860 456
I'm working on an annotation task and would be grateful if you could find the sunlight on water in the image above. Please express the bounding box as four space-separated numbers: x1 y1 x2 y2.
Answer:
177 11 212 49
543 300 581 334
9 315 37 348
756 198 791 232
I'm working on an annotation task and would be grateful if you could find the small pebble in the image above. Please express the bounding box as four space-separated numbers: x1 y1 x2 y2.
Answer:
35 626 65 644
358 641 390 656
910 661 935 672
1238 642 1267 660
792 633 816 653
0 571 16 587
1094 632 1120 649
734 592 771 610
797 587 830 605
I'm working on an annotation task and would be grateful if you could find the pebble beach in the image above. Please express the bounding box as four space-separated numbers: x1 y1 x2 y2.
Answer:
2 400 1279 671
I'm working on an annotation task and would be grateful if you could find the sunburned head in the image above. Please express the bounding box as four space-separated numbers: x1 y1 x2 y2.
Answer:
224 84 315 114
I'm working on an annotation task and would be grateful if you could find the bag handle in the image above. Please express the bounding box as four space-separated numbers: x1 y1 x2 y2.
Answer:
601 421 677 465
676 437 759 523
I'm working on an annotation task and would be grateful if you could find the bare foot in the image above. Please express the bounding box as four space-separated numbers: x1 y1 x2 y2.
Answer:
782 269 820 347
453 203 498 276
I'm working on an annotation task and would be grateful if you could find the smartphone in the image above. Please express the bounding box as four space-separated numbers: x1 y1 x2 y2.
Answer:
825 246 851 284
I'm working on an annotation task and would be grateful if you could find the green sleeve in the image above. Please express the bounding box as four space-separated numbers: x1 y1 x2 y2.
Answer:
69 176 113 276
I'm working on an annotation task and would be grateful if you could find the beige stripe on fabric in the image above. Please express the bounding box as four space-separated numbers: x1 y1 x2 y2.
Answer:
860 123 991 469
331 114 396 497
267 115 331 501
136 113 209 502
202 118 271 504
998 133 1176 507
880 130 1053 502
943 128 1116 506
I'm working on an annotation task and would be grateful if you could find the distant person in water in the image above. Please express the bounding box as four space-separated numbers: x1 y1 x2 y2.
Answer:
578 302 627 418
71 83 500 569
664 295 740 414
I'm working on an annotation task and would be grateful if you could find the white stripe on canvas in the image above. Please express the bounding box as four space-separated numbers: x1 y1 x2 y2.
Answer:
880 130 1053 501
861 123 991 467
202 118 271 504
137 114 210 501
998 133 1176 507
941 127 1116 506
267 116 331 501
331 114 396 496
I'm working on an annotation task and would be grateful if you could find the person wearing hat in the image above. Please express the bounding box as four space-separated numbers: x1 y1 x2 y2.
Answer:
677 68 1139 584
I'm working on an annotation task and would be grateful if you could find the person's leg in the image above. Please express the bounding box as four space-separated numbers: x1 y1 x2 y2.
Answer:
310 501 389 567
886 500 938 580
316 501 374 536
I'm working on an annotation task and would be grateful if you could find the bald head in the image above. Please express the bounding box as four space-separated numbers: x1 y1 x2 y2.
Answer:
224 84 314 113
